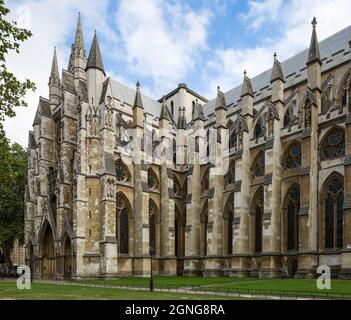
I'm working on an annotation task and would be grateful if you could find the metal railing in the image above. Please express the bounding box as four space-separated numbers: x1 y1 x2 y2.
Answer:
16 279 351 300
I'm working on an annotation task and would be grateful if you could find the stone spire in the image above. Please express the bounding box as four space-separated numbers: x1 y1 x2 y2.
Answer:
75 12 85 49
133 81 144 109
49 47 61 107
159 97 170 121
270 53 285 83
241 70 254 98
307 17 321 66
86 31 105 75
49 47 60 83
215 86 227 110
177 107 187 129
192 99 206 122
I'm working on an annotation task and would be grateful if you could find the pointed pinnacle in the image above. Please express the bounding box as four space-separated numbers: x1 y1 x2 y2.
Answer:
50 47 60 80
86 32 105 74
75 12 85 48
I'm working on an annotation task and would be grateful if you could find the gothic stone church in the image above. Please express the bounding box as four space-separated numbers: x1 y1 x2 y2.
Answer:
25 14 351 279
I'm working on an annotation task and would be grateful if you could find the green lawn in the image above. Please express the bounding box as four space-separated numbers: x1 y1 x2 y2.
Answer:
81 277 351 299
192 279 351 298
0 281 247 300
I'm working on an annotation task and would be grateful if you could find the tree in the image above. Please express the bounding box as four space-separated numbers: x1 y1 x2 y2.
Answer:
0 1 34 263
0 137 27 263
0 0 36 136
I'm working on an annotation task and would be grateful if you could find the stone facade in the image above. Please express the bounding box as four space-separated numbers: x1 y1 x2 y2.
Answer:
25 15 351 279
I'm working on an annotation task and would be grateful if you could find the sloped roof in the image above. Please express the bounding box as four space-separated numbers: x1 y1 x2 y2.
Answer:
110 80 162 116
204 25 351 116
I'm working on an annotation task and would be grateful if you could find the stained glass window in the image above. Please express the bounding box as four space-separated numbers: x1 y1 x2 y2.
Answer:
284 142 302 169
321 129 345 160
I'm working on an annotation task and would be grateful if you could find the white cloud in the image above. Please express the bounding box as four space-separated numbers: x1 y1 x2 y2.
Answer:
3 0 110 146
115 0 212 96
240 0 283 32
204 0 351 99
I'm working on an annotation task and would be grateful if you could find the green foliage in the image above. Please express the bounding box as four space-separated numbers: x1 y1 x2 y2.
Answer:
0 136 27 253
0 0 36 131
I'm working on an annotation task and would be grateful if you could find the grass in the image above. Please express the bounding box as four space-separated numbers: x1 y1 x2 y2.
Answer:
81 277 351 299
0 281 248 300
192 279 351 298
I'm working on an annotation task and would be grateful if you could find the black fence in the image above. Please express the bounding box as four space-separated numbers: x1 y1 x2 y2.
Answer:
26 279 351 301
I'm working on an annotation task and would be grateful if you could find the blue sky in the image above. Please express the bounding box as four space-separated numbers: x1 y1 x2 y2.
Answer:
4 0 351 146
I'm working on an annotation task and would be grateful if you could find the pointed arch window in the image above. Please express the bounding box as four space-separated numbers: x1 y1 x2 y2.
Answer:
324 176 344 249
252 152 265 178
320 128 345 161
116 195 129 254
284 142 301 169
286 185 300 251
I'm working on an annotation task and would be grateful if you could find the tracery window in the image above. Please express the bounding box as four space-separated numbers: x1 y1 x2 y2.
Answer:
321 128 345 161
116 162 128 182
252 152 265 178
284 142 301 169
148 169 158 190
324 175 344 249
286 185 300 251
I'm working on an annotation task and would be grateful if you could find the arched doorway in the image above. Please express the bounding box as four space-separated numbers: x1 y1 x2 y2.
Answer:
41 223 55 278
63 234 72 278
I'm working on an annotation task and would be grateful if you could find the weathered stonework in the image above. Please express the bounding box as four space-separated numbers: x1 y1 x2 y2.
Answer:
25 16 351 279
